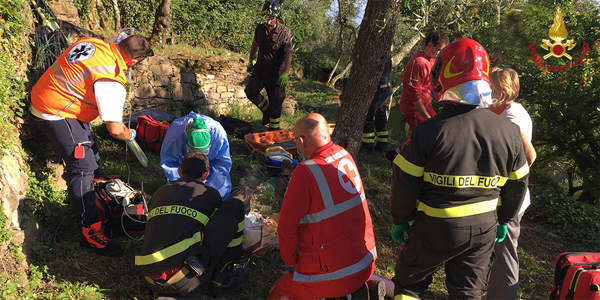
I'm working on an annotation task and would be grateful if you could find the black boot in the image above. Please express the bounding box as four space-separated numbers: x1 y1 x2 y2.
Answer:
212 266 249 298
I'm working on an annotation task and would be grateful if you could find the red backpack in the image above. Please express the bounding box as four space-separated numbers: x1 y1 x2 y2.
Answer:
551 252 600 300
135 115 170 154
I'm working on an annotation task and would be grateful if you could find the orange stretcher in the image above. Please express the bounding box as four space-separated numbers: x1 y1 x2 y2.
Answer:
244 124 335 154
245 130 298 154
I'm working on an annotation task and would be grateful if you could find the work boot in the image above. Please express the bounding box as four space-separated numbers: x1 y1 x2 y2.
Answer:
374 143 388 153
212 267 249 298
360 144 374 155
274 159 293 205
367 279 386 300
80 221 122 256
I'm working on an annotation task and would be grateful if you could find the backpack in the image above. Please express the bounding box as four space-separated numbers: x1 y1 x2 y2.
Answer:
219 115 253 139
94 176 151 239
265 146 298 175
135 115 171 154
551 252 600 300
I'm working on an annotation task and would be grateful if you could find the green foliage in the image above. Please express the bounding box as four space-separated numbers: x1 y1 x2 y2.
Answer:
121 0 162 36
0 210 12 244
0 0 28 154
295 50 344 82
528 186 600 249
474 0 600 202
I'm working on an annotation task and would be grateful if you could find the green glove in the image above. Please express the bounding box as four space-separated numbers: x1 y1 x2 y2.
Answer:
392 223 410 245
278 73 289 87
246 61 253 73
495 224 508 243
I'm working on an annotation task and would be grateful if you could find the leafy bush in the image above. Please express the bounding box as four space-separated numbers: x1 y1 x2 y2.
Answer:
295 51 343 82
527 186 600 249
0 0 28 154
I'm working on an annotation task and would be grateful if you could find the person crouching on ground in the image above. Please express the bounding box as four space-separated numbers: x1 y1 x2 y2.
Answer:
137 150 248 298
160 113 232 199
269 113 377 299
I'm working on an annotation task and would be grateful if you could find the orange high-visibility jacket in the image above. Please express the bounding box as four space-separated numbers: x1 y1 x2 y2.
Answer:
31 37 128 122
278 142 377 286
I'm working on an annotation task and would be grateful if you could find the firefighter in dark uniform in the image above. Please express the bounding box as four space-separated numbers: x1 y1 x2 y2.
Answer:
244 0 293 130
389 38 529 300
361 55 393 153
136 150 248 298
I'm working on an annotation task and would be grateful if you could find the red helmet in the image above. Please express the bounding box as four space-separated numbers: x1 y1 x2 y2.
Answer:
431 38 491 104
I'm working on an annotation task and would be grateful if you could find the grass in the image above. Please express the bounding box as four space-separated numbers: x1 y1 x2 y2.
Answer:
15 71 599 300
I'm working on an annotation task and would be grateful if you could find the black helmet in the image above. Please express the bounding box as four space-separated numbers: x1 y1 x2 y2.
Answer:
262 0 281 19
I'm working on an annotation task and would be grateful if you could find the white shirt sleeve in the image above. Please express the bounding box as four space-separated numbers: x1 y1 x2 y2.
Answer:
501 103 533 141
94 80 127 122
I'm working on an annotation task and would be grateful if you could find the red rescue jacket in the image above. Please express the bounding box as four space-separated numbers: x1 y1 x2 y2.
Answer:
278 142 377 285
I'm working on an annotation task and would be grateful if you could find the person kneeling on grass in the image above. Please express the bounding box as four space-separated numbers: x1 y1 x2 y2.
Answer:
136 150 248 298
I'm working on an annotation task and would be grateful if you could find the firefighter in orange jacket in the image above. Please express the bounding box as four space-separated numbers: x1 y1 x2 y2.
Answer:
390 38 529 299
30 35 154 255
269 113 377 299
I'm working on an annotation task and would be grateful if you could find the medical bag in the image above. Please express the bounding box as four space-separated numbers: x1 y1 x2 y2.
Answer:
550 252 600 299
265 146 298 175
135 115 170 154
94 176 151 239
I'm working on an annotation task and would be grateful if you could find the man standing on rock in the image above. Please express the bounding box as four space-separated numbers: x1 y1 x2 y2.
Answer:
244 0 293 130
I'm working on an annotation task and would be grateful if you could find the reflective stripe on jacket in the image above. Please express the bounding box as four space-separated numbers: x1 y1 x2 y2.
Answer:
390 105 529 226
280 142 377 284
31 37 128 122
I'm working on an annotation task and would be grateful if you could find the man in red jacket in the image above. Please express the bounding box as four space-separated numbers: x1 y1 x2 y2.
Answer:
269 113 377 300
399 30 448 130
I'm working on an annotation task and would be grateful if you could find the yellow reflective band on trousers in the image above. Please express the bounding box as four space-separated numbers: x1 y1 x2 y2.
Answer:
509 163 529 180
258 97 268 111
227 236 243 247
394 294 419 300
416 198 498 218
135 231 202 266
423 172 508 189
227 219 245 248
394 154 424 177
147 205 210 226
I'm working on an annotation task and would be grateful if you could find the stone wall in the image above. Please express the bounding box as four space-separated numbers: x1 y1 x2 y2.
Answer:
128 55 297 118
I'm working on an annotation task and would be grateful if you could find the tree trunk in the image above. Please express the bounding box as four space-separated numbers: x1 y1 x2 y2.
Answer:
151 0 172 46
332 0 397 158
328 61 352 88
327 0 345 84
392 31 421 67
112 0 120 31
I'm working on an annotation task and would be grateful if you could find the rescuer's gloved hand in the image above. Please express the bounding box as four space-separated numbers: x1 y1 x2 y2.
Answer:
246 61 254 73
129 128 137 141
392 223 410 245
278 73 289 87
495 224 508 243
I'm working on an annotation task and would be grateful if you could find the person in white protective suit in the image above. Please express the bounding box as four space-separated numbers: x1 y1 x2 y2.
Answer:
160 112 232 199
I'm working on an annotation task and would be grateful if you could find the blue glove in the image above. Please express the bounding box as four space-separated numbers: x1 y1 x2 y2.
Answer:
129 128 137 141
495 224 508 243
392 223 410 245
286 265 295 273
